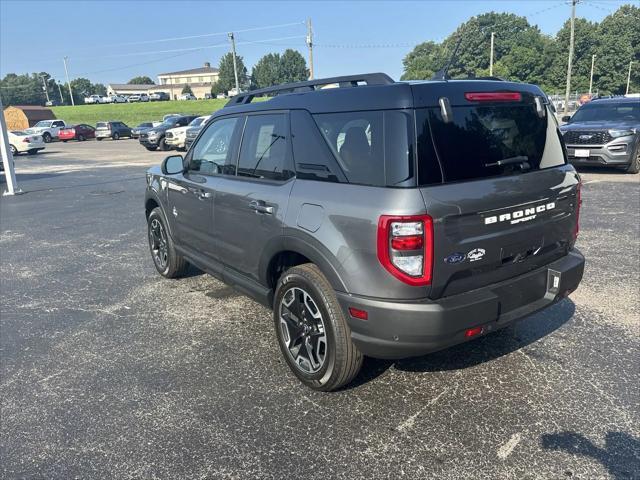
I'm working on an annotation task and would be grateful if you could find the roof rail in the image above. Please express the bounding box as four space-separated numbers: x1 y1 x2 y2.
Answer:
225 72 395 107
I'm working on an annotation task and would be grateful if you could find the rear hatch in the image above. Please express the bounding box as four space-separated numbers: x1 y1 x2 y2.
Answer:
412 81 580 299
96 122 111 135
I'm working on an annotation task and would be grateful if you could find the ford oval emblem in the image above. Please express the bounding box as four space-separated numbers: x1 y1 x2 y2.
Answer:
444 252 466 264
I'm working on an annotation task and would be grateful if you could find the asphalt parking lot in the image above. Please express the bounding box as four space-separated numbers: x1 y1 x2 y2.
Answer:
1 139 639 479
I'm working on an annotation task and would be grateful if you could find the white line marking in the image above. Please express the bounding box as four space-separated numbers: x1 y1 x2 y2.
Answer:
497 433 522 459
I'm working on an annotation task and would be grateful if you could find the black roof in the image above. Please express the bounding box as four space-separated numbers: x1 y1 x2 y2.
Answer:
215 73 545 118
589 96 640 104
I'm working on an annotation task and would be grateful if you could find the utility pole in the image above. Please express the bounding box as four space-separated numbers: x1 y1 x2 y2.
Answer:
307 18 314 80
228 32 240 94
63 56 75 106
39 75 51 104
56 82 64 104
0 96 21 195
564 0 578 115
626 61 633 95
489 32 495 76
589 54 596 96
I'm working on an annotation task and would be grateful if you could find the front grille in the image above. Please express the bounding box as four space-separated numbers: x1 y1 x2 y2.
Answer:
166 132 173 139
140 134 148 140
563 130 612 145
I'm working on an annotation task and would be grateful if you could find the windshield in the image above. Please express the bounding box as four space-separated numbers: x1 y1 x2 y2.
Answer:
570 102 640 123
96 122 108 128
189 117 205 127
418 104 565 184
34 121 52 127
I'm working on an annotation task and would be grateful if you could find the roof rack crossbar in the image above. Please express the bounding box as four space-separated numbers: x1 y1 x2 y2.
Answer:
225 73 394 107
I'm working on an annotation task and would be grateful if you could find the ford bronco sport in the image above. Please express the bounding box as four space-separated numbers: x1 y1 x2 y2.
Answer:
145 73 585 391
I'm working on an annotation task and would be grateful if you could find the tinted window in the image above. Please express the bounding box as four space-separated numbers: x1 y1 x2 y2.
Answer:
96 122 108 128
570 102 640 122
291 110 346 183
52 121 64 127
237 114 294 181
419 104 565 183
313 110 413 187
189 117 240 176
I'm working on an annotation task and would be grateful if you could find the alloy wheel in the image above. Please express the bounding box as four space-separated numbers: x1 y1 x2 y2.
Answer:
149 218 168 270
279 287 327 374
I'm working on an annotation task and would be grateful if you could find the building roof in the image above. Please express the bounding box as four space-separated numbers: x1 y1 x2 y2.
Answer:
158 66 219 77
150 82 214 90
107 83 155 90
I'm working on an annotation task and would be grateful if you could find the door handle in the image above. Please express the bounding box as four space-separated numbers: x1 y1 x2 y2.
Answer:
249 200 274 214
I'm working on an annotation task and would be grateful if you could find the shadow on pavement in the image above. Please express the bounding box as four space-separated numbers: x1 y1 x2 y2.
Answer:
347 299 576 389
541 431 640 480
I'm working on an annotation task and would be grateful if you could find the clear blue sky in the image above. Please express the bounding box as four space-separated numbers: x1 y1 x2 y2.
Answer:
0 0 631 85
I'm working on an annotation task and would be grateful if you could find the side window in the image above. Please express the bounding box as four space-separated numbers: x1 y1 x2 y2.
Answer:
237 114 294 181
189 117 240 176
53 121 64 128
291 110 346 183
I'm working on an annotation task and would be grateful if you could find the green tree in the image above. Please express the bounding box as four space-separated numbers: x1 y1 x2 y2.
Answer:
217 52 247 93
69 78 93 104
251 53 281 89
181 84 193 95
128 76 155 85
0 73 47 105
93 83 107 96
279 49 308 83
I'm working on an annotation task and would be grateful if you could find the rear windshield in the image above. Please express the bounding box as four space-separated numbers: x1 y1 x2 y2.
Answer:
570 102 640 123
96 122 109 128
417 104 565 184
312 110 413 187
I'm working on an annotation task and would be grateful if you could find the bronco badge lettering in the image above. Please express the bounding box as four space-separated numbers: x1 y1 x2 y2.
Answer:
484 202 556 225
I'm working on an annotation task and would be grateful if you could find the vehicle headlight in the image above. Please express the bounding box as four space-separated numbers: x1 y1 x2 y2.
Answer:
608 128 636 138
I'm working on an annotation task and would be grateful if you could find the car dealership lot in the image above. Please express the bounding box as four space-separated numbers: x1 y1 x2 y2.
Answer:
1 141 638 479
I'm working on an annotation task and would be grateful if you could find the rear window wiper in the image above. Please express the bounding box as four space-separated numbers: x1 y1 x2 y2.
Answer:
484 156 530 169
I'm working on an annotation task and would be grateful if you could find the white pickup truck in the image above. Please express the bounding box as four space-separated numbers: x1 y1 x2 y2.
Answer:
84 94 104 104
25 119 67 143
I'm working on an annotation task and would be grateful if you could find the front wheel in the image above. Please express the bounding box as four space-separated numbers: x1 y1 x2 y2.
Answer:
158 138 170 151
10 144 17 155
78 134 86 141
42 132 52 143
625 146 640 174
28 149 39 155
112 132 120 140
274 264 363 391
96 138 103 141
147 207 189 278
145 146 157 151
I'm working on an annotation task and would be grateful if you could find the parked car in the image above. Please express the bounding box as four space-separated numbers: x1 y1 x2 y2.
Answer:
84 94 103 104
178 93 197 101
139 115 198 151
103 94 127 104
95 121 133 140
144 73 585 391
25 119 67 143
58 124 96 142
131 122 155 139
150 92 170 101
184 124 204 150
166 115 211 150
7 131 45 155
163 114 182 122
128 94 149 103
560 97 640 173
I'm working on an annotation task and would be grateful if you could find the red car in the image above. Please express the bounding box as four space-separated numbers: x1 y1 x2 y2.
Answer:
59 124 96 142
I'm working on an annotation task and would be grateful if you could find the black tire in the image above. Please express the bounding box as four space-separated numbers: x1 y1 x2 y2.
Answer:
145 146 158 151
274 264 363 391
42 132 52 143
147 207 189 278
112 132 120 140
625 144 640 174
27 149 38 155
62 140 68 143
9 144 18 155
158 137 170 151
78 134 85 141
96 138 103 141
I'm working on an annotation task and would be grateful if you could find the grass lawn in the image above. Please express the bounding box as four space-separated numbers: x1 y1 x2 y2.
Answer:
51 99 229 127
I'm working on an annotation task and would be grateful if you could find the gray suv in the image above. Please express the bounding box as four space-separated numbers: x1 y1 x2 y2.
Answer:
560 97 639 173
145 73 585 391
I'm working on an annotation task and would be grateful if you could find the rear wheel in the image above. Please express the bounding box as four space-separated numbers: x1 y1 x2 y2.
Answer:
112 132 120 140
147 207 188 278
274 264 363 391
78 134 86 141
42 132 51 143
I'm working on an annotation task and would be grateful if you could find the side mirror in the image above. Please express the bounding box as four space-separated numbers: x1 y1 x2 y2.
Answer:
161 155 184 175
561 115 571 123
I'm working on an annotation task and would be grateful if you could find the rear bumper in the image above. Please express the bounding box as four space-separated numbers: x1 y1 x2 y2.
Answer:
96 132 112 139
336 249 585 359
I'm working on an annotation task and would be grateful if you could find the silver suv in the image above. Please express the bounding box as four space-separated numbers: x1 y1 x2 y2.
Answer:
145 73 585 391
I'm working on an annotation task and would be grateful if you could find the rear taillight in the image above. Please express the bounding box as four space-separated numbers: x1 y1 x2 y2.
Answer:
464 92 522 102
574 182 581 240
377 214 433 286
